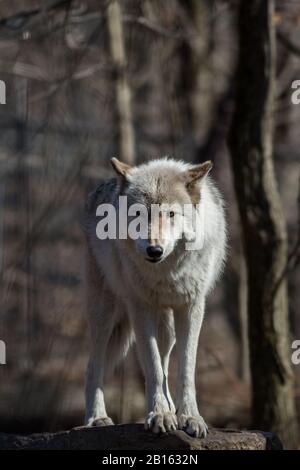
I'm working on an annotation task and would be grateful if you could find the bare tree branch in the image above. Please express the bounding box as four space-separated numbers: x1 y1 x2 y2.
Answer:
277 30 300 57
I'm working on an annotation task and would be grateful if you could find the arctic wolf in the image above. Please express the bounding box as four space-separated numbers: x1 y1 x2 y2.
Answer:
83 157 227 437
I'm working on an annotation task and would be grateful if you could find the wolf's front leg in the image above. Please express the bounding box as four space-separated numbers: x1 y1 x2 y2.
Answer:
174 298 208 438
129 304 177 433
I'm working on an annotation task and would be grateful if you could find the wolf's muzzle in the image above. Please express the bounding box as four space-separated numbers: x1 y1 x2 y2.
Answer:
146 245 163 262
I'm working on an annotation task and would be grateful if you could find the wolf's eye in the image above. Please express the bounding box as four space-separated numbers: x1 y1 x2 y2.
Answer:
136 210 141 216
169 211 175 218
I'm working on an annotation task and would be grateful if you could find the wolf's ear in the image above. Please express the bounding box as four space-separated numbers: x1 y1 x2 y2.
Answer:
110 157 133 179
185 160 213 186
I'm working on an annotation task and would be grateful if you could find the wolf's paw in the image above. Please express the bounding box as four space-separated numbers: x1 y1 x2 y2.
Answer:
177 413 208 438
87 416 114 427
145 411 178 433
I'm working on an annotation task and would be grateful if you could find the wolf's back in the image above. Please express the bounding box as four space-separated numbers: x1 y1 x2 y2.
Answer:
85 177 118 215
83 177 118 238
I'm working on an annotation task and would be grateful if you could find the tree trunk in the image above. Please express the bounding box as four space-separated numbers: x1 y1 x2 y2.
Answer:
178 0 213 161
107 2 136 420
238 250 250 382
228 0 298 448
107 0 135 165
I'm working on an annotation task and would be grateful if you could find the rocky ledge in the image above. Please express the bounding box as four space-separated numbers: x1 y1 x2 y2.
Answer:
0 424 283 450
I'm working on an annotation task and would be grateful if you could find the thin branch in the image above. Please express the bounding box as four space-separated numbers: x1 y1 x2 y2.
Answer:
277 30 300 57
123 14 186 39
0 0 72 23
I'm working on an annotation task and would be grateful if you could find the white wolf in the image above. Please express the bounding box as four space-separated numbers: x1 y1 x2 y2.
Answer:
83 157 227 437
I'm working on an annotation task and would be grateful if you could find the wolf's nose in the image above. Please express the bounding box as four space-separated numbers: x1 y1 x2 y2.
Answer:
147 245 163 259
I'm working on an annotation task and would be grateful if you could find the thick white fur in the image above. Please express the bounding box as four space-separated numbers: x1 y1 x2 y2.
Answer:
83 158 227 437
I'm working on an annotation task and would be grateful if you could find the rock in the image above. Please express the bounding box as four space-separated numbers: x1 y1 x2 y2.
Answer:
0 424 283 450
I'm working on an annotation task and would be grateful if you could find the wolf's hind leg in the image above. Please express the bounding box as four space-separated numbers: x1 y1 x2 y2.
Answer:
85 303 132 427
84 264 118 427
84 249 114 426
85 310 115 427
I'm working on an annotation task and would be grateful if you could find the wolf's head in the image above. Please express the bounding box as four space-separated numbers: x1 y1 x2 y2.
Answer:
111 157 212 264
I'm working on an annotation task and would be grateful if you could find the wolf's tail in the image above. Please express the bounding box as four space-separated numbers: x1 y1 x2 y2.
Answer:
104 315 135 379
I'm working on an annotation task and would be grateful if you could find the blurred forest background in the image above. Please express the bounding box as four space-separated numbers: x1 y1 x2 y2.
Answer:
0 0 299 447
